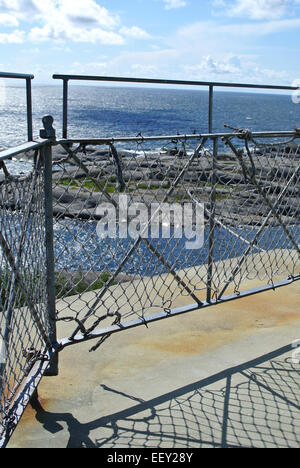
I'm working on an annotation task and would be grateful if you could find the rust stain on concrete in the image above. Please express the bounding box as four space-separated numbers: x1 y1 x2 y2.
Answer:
88 283 300 380
138 288 300 357
19 396 49 425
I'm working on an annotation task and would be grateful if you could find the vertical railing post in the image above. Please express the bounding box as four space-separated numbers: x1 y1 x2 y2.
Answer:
206 136 218 303
208 85 214 133
26 77 33 141
62 79 69 139
41 116 58 375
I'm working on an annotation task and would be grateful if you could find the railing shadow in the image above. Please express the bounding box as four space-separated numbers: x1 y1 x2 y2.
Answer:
30 344 299 448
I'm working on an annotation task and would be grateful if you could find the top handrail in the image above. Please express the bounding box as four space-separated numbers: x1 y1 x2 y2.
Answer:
0 140 49 162
58 129 300 144
0 72 34 80
52 74 298 91
52 74 299 138
2 128 298 163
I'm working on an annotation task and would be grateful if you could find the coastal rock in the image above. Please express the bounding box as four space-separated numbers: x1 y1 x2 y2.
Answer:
1 146 299 230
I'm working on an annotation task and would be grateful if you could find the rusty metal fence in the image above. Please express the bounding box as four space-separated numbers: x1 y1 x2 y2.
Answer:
0 140 57 448
0 119 300 448
0 122 299 447
49 128 300 353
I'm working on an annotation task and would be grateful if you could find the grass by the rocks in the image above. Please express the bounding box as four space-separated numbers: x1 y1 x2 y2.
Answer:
59 176 173 194
60 177 116 193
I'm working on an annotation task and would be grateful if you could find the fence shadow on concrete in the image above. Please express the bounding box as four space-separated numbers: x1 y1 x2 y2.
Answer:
29 344 299 448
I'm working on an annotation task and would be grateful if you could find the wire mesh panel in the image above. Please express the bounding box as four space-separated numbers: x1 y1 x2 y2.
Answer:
51 131 300 351
0 145 53 447
0 126 298 447
211 131 300 300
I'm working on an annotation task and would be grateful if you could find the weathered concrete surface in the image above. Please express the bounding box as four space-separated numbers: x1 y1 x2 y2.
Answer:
7 276 300 448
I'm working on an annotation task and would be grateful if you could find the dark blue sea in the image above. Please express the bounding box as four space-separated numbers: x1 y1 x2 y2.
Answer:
1 84 300 151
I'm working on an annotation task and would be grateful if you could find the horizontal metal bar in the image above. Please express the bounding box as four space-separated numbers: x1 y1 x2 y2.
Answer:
58 276 299 350
0 140 50 162
57 130 299 145
0 72 34 80
52 74 298 91
0 347 56 449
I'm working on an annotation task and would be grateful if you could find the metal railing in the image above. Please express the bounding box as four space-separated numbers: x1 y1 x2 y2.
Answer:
0 116 299 447
50 125 300 351
52 73 299 138
0 71 300 447
0 72 34 142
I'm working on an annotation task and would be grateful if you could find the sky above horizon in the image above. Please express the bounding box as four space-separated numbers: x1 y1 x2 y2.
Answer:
1 0 300 87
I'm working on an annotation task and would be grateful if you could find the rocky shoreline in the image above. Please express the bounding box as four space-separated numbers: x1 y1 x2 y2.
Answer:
49 143 300 228
1 142 299 228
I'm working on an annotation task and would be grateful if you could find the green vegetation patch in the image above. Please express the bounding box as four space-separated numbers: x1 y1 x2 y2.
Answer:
59 177 116 193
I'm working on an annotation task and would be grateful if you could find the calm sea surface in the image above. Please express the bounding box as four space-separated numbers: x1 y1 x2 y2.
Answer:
0 85 299 150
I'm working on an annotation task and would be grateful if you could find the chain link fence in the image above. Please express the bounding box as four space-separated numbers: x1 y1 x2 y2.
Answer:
1 67 300 449
0 125 299 447
51 130 300 350
0 143 55 447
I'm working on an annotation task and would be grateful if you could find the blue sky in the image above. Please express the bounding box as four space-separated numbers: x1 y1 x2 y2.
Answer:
1 0 300 86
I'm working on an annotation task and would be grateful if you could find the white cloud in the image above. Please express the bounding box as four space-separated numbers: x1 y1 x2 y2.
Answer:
44 0 120 30
0 29 25 43
213 0 300 20
29 24 124 45
230 16 300 34
163 0 187 10
72 47 291 85
177 17 300 43
0 13 19 27
119 26 151 39
183 54 290 83
27 0 123 44
0 0 150 45
0 0 40 21
185 55 242 76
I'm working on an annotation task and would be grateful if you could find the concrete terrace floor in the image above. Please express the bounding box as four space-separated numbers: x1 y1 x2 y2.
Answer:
7 277 300 449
